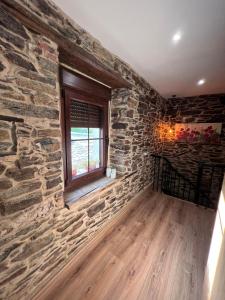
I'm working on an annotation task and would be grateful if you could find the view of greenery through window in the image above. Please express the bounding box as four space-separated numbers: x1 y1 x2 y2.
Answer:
71 127 101 177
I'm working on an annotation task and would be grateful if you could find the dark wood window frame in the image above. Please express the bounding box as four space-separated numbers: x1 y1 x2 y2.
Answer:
60 68 111 192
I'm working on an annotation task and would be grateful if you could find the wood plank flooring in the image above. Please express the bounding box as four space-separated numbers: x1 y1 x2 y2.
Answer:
36 188 215 300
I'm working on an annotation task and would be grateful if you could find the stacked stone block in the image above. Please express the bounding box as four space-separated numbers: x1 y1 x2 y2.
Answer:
0 1 164 299
163 94 225 207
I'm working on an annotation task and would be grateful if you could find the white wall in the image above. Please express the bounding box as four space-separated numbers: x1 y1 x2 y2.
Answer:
203 174 225 300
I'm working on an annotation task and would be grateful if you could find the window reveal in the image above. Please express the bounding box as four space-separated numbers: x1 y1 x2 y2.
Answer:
60 68 110 191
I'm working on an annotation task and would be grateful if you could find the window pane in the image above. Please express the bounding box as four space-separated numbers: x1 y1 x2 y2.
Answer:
71 140 88 177
89 128 100 139
71 128 88 140
89 139 100 171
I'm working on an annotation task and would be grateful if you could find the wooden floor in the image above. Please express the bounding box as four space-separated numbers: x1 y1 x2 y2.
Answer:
37 189 215 300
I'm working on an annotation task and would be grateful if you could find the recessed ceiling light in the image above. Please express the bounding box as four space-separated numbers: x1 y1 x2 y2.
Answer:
197 79 206 86
172 31 182 43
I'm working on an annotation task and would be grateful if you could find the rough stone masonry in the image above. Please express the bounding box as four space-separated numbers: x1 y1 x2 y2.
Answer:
0 1 164 299
162 94 225 207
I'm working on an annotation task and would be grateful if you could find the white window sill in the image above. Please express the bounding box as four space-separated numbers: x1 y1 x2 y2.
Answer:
64 177 117 208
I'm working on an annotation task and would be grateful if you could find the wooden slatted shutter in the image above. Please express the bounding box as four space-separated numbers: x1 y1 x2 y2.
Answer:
70 99 102 128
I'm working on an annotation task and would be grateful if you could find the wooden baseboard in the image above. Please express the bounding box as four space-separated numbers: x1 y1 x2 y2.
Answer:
33 183 152 299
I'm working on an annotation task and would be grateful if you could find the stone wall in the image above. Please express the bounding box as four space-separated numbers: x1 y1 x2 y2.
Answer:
162 94 225 206
0 1 163 299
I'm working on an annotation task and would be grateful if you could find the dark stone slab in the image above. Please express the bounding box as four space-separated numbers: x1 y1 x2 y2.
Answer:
0 129 10 140
29 225 54 242
46 151 62 162
18 71 56 86
38 56 58 74
0 99 59 120
109 197 116 204
0 83 13 91
0 263 8 273
0 6 29 39
0 142 12 152
0 178 12 190
15 223 41 238
127 110 134 118
18 155 44 168
0 243 21 263
48 20 80 41
39 257 64 276
5 52 37 72
46 177 62 189
0 266 27 286
183 110 202 115
5 167 37 182
0 115 24 122
0 192 42 215
12 234 54 262
0 25 25 49
112 122 128 129
35 138 60 152
67 229 87 242
56 213 84 232
68 221 83 234
37 129 61 137
0 39 12 50
32 0 64 21
0 62 5 72
87 201 105 217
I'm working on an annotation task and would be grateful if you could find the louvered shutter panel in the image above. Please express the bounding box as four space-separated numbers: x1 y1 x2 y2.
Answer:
70 99 102 128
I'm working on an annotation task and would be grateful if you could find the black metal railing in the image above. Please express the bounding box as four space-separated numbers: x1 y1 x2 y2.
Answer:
151 154 225 209
196 161 225 208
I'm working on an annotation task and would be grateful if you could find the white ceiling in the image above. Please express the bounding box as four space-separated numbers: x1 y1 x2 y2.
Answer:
54 0 225 97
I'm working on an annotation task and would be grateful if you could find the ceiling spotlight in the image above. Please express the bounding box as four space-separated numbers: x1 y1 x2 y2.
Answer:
172 31 182 43
197 79 206 86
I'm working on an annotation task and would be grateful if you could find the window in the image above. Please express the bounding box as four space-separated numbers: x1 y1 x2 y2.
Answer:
70 100 102 176
61 68 110 191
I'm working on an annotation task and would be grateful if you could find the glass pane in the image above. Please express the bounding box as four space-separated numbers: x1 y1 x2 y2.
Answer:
71 140 88 177
89 139 100 171
89 128 100 139
71 128 88 140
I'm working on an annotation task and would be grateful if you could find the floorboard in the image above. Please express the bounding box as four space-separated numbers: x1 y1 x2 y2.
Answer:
36 189 215 300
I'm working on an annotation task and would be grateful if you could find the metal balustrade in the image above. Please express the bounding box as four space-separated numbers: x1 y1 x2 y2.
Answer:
151 154 225 209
